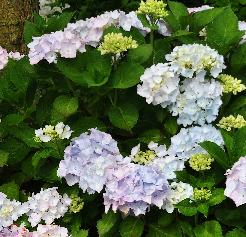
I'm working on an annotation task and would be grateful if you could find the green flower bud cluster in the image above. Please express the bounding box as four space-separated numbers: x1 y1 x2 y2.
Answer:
193 188 212 201
132 150 156 165
219 74 246 95
189 153 214 171
98 33 138 55
217 115 246 131
69 194 84 213
137 0 169 20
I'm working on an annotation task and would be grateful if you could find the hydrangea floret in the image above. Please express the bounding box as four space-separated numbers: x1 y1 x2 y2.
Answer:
57 128 123 194
165 44 226 79
218 74 246 95
69 194 84 213
225 156 246 206
137 63 180 108
137 0 169 20
0 225 31 237
189 153 214 171
217 115 246 131
26 187 71 227
193 188 212 201
35 122 73 142
98 33 138 55
32 224 71 237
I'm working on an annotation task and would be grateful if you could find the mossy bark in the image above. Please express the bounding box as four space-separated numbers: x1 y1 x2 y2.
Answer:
0 0 38 52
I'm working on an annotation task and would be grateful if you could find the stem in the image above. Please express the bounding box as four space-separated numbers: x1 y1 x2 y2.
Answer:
150 30 155 63
54 140 62 158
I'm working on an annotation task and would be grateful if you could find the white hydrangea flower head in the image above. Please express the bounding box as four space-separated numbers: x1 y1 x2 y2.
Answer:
162 182 193 213
26 187 71 227
32 224 71 237
0 46 9 70
35 122 73 142
187 5 213 14
0 192 29 231
8 52 25 60
168 125 224 161
169 77 223 126
137 63 180 108
165 44 226 79
57 128 123 194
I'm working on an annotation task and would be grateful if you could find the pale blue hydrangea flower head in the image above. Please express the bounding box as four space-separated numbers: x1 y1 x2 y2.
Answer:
168 125 224 161
104 158 170 216
57 128 122 194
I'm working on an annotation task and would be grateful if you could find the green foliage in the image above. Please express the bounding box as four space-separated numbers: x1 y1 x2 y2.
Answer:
194 221 223 237
119 217 144 237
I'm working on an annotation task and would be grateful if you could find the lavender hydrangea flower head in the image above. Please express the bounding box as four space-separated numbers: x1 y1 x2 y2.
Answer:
32 224 70 237
104 158 170 216
0 225 31 237
169 77 223 126
168 125 224 161
225 156 246 206
0 46 9 70
57 128 122 194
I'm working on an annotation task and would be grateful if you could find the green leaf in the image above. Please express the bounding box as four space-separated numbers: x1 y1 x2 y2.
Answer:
51 95 78 121
220 129 234 161
206 7 243 54
32 148 55 169
119 217 144 237
128 44 153 64
192 8 223 29
147 224 182 237
230 44 246 73
0 150 9 167
233 126 246 160
194 221 222 237
71 117 106 137
110 62 144 89
46 12 74 32
208 188 225 206
178 221 195 237
157 213 175 227
71 229 89 237
225 228 246 237
199 141 229 169
23 21 41 44
3 114 24 126
164 117 178 135
153 39 171 64
197 203 209 216
168 1 188 20
176 199 197 216
108 103 139 131
97 211 120 237
0 182 19 200
57 50 112 87
139 129 161 143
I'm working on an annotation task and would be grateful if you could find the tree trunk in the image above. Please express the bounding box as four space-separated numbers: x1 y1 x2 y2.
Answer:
0 0 38 52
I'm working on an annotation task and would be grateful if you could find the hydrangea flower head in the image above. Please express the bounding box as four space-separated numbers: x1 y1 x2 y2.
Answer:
163 182 193 213
26 187 71 227
187 5 213 14
0 193 29 231
32 224 70 237
165 44 225 79
98 33 138 55
137 0 169 20
104 160 170 215
218 74 246 95
169 78 222 126
168 125 224 161
69 194 84 213
137 63 180 108
35 122 73 142
225 156 246 206
189 153 214 171
57 128 122 194
217 115 246 131
193 188 212 201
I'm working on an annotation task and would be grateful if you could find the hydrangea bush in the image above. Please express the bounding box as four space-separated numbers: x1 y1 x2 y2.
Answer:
0 0 246 236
